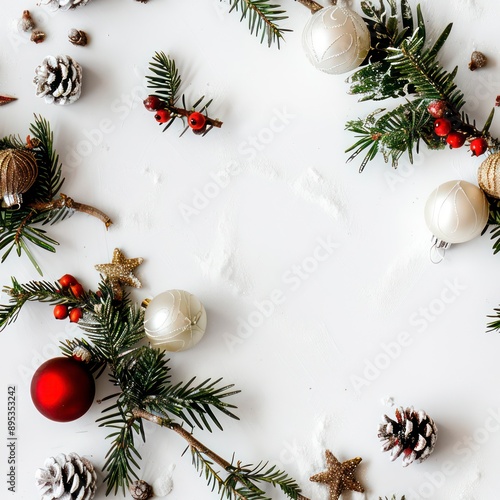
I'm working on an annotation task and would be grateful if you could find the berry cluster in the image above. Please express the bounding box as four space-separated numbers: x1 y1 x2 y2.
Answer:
143 95 209 135
53 274 84 323
428 100 488 156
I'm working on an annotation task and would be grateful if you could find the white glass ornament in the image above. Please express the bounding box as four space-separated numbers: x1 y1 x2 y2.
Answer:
424 180 489 247
144 290 207 352
302 5 371 75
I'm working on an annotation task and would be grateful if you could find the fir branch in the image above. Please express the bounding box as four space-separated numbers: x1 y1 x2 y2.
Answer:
146 52 181 104
0 116 112 273
144 376 240 431
146 53 223 136
224 0 290 48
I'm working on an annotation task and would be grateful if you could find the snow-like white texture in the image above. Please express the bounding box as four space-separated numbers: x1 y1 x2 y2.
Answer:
195 208 252 295
291 168 346 221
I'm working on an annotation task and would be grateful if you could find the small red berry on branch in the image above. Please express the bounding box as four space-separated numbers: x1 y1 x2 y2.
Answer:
434 118 452 137
69 307 83 323
53 304 69 320
154 109 171 123
143 95 163 111
469 137 488 156
58 274 77 288
446 131 466 148
70 283 85 299
427 100 447 119
188 112 207 131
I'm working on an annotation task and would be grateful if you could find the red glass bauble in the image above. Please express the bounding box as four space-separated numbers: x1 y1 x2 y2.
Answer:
30 357 95 422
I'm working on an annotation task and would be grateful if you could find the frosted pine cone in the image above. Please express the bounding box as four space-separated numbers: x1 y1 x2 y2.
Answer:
378 406 437 466
35 452 97 499
34 55 83 105
38 0 92 11
129 479 153 500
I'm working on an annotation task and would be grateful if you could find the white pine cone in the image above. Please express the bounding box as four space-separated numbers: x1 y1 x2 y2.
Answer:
35 452 97 499
38 0 92 11
33 55 83 106
378 406 438 466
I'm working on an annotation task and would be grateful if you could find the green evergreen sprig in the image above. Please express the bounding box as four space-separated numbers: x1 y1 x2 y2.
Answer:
224 0 290 48
0 116 111 275
346 0 500 171
0 274 308 499
145 52 223 137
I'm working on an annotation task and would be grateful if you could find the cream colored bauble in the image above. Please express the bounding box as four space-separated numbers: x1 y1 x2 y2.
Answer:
424 180 489 245
144 290 207 352
302 5 371 74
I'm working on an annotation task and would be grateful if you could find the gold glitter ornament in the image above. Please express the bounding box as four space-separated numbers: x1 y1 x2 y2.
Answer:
478 152 500 199
310 450 364 500
95 248 144 300
0 148 38 208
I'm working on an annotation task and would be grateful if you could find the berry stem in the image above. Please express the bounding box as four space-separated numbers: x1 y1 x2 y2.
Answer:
167 105 223 129
28 194 112 228
295 0 324 13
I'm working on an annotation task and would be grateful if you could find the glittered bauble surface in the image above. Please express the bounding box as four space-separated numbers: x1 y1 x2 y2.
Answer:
144 290 207 352
0 148 38 207
31 357 95 422
424 180 489 245
478 152 500 198
302 5 371 75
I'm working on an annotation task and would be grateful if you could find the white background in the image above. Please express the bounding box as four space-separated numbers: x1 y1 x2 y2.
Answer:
1 0 500 498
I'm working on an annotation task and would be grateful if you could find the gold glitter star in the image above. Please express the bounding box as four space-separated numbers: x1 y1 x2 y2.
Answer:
95 248 143 300
310 450 364 500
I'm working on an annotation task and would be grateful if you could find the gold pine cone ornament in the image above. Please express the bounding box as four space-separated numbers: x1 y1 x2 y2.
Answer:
0 146 38 208
478 152 500 199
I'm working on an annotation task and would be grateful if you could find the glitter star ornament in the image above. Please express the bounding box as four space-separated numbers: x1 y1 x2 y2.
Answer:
95 248 143 300
310 450 364 500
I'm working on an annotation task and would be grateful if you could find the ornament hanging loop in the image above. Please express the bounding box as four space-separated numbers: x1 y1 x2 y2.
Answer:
429 236 450 264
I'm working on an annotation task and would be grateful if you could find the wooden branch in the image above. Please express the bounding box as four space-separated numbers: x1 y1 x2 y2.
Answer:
28 193 112 228
132 408 312 500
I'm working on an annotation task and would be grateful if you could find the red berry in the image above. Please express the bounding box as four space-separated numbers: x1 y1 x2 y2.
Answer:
69 307 83 323
469 137 488 156
53 304 69 320
446 131 467 148
154 109 171 123
58 274 77 288
427 100 447 119
188 112 206 131
70 283 85 299
143 95 163 112
434 118 452 137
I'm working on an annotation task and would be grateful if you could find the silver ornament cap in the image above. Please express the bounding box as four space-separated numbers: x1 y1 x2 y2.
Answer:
302 5 371 74
424 180 489 245
144 290 207 352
